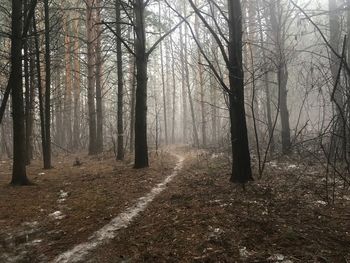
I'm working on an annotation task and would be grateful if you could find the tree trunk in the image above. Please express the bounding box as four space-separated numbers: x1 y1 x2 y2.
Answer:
72 17 81 149
63 15 72 149
194 2 206 147
184 17 200 147
116 0 124 160
257 0 275 154
228 0 253 183
95 0 103 153
10 0 29 185
33 16 47 168
269 0 291 154
329 0 344 158
24 4 33 165
43 0 52 169
179 17 187 143
170 35 176 144
159 2 168 145
86 0 97 155
134 0 149 168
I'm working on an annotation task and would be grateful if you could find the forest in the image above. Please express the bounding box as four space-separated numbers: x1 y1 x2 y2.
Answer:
0 0 350 262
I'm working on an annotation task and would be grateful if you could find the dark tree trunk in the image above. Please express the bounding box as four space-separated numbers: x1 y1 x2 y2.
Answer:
10 0 30 185
134 0 149 168
95 0 103 153
116 0 124 160
278 65 291 154
72 17 81 149
24 3 33 165
228 0 253 183
43 0 52 169
86 0 97 155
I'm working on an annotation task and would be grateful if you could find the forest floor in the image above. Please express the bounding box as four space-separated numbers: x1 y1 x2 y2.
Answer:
0 146 350 263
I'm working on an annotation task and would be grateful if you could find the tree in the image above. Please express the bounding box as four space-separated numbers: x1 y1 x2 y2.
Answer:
134 0 149 168
86 0 97 155
167 0 253 183
268 0 291 154
116 0 124 160
43 0 52 169
10 0 30 185
95 0 104 153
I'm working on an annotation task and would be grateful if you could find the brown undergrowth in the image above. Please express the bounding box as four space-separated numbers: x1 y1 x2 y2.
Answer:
1 148 350 263
87 150 350 263
0 150 176 262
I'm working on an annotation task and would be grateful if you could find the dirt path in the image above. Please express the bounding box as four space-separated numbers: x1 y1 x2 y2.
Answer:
50 154 185 263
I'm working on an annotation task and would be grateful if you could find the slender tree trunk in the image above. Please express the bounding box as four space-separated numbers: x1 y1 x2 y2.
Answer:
269 0 291 154
170 35 176 144
134 0 149 168
72 17 81 149
329 0 344 158
24 3 32 164
116 0 124 159
184 18 199 147
194 2 206 147
63 15 72 149
43 0 51 169
95 0 103 153
86 0 97 155
11 0 29 185
129 53 136 153
257 0 275 154
179 19 187 143
33 16 47 169
159 2 168 145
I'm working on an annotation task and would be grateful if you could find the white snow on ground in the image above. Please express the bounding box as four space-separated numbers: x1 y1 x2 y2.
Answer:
49 211 65 220
50 154 185 263
57 190 69 204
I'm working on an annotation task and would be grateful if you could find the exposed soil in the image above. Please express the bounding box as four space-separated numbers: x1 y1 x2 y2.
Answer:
0 150 176 262
1 147 350 263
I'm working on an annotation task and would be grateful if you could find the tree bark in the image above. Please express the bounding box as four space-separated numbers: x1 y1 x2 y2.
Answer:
10 0 29 185
95 0 104 153
116 0 124 159
227 0 253 183
43 0 52 169
134 0 149 168
269 0 291 154
72 17 81 149
159 2 168 145
86 0 97 155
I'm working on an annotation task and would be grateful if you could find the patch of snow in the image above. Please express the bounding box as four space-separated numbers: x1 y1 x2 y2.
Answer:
268 161 278 168
49 211 65 220
343 196 350 201
210 153 224 159
59 190 69 198
287 164 298 169
51 154 185 263
315 200 327 206
239 247 251 259
268 254 285 261
38 172 45 176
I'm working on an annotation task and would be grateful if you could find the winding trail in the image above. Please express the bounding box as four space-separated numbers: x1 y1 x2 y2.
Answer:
50 154 185 263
